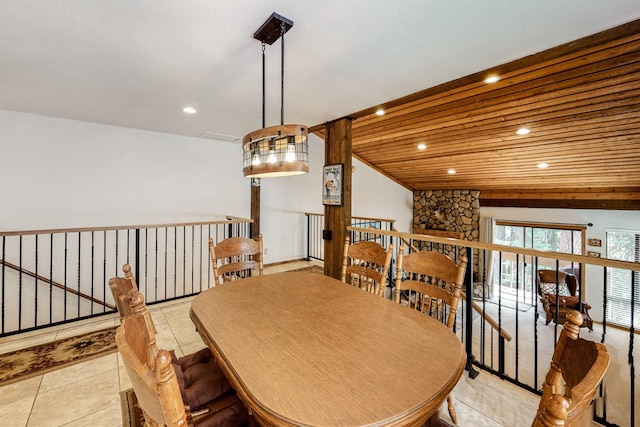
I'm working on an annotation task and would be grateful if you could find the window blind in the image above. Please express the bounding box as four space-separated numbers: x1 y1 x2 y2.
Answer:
605 230 640 328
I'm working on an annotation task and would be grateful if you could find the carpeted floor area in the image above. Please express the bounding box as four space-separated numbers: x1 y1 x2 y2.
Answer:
0 326 118 386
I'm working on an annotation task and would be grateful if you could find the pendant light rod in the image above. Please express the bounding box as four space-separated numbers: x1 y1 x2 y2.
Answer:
261 42 266 129
280 21 285 125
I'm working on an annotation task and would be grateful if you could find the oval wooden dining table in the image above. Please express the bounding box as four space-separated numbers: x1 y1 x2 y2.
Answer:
190 272 466 427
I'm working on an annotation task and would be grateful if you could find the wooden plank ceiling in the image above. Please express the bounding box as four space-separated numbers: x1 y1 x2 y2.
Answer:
311 20 640 210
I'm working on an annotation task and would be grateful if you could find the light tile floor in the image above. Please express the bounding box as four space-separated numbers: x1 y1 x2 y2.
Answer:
0 261 541 426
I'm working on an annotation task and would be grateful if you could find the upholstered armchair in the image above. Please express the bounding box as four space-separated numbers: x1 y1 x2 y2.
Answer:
537 270 593 331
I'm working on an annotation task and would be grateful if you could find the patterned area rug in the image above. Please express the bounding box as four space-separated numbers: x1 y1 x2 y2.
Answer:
0 326 118 386
121 388 145 427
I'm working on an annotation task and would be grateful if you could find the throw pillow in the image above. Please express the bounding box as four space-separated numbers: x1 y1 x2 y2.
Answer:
547 294 579 308
540 282 571 296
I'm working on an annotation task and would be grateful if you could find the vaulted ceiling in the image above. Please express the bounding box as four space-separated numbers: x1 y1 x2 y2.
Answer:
311 20 640 210
1 2 639 209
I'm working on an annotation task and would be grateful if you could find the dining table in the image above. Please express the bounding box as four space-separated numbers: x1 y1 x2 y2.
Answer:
190 271 466 427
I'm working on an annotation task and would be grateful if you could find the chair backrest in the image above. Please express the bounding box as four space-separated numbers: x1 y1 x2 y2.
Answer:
394 247 467 329
537 270 577 297
532 311 610 426
340 236 393 296
109 266 158 343
108 263 139 318
209 234 264 286
116 309 188 426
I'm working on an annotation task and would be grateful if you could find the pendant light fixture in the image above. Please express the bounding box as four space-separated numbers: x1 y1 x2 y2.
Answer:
242 13 309 178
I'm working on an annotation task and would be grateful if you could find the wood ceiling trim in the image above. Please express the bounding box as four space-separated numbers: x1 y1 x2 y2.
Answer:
480 188 640 200
479 198 640 210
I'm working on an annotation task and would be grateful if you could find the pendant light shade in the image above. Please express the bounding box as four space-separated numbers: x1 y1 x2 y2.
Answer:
243 124 309 178
242 13 309 178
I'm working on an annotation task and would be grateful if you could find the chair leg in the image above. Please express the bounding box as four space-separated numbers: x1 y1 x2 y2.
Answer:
447 393 457 424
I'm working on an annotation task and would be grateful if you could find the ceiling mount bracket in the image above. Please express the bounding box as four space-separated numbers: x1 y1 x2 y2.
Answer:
253 13 293 45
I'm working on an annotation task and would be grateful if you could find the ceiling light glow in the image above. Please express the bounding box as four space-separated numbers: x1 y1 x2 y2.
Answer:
537 162 549 169
375 108 385 116
448 169 456 174
484 75 500 84
417 143 427 150
183 107 197 114
516 127 530 135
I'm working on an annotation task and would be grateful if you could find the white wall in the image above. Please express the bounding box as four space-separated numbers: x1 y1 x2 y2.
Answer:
352 159 413 233
0 110 249 229
481 206 640 321
260 134 413 264
1 110 413 264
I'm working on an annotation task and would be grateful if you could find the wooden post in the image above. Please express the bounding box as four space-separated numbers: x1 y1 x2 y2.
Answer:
323 118 352 279
251 178 261 239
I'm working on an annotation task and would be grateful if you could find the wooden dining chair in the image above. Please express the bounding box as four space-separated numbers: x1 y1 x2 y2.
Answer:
108 263 139 318
116 302 248 426
109 266 241 421
394 246 468 424
340 236 393 297
532 310 610 427
209 234 264 286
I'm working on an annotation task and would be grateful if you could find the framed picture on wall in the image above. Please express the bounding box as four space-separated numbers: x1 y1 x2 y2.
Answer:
322 164 343 206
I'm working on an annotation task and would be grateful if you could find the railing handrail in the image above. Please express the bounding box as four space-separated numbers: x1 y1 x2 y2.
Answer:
469 298 512 341
349 226 640 272
1 216 255 337
391 227 514 342
305 213 396 223
0 217 254 237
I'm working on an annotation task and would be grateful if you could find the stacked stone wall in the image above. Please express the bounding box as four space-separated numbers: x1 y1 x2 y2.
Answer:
413 189 480 276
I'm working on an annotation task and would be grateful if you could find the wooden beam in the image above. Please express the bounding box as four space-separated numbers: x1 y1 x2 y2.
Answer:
480 188 640 200
323 118 353 279
480 198 640 210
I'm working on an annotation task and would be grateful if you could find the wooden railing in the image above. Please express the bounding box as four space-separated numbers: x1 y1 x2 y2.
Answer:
0 217 253 337
304 213 395 261
346 225 638 427
395 228 512 343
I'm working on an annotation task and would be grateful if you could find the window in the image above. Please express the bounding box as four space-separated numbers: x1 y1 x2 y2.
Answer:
491 221 585 301
494 222 583 254
605 230 640 328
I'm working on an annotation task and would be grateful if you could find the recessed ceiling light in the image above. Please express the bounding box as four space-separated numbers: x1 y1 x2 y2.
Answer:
183 107 197 114
417 143 427 150
448 169 456 174
375 108 385 116
484 75 500 84
516 127 530 135
537 162 549 169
